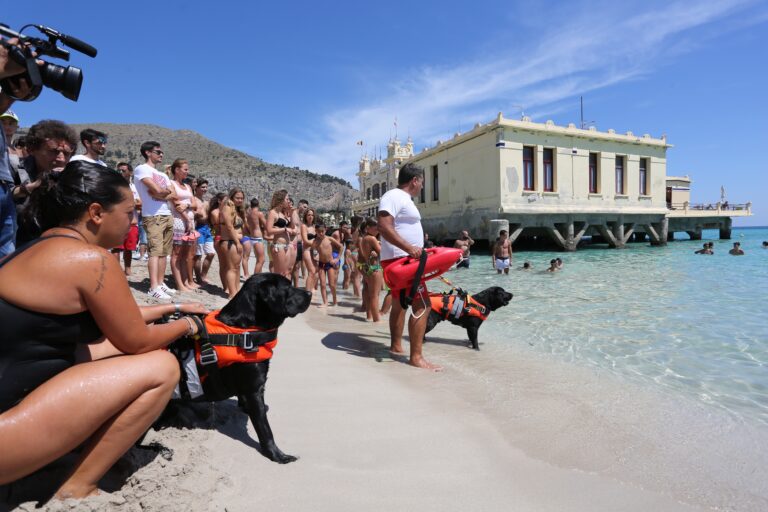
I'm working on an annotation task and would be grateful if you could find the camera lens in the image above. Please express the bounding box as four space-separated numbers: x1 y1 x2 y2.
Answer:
39 62 83 101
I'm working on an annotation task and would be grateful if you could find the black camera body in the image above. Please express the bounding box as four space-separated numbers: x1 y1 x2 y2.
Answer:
0 23 97 102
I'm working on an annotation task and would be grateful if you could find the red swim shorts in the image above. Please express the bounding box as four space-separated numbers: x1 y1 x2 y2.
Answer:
381 257 429 305
118 225 139 251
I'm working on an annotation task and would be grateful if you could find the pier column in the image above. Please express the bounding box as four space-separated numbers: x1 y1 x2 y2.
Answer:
651 218 669 246
719 217 732 240
611 221 626 249
686 226 702 240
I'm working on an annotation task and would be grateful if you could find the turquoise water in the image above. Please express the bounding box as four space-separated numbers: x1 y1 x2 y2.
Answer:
433 227 768 425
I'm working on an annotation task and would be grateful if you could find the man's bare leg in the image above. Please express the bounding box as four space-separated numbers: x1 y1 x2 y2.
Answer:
408 294 442 371
389 298 406 354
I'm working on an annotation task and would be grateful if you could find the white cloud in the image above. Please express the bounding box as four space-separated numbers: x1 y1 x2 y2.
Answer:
277 0 763 182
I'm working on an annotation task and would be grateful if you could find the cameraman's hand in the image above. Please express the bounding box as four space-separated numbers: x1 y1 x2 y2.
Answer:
0 38 26 79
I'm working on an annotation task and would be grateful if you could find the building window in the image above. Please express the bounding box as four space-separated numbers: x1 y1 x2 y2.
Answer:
431 165 439 201
543 148 554 192
372 183 380 199
589 153 599 194
419 182 425 203
381 182 387 195
523 146 535 191
615 155 625 195
639 157 648 195
366 187 371 200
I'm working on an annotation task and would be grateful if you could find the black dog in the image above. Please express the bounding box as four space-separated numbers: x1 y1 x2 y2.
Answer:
425 286 513 350
165 273 311 463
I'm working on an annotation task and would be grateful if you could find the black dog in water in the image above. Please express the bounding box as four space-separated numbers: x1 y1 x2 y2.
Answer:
162 273 311 463
425 286 513 350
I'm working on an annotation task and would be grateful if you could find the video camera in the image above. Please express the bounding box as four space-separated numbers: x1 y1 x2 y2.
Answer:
0 23 97 102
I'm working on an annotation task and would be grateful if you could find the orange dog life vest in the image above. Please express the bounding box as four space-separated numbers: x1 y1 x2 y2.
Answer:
194 310 278 369
429 291 488 322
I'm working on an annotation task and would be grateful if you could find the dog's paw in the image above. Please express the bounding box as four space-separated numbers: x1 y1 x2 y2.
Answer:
265 449 298 464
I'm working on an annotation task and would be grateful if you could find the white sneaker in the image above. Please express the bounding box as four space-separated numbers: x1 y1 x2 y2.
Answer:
159 284 178 296
141 255 149 262
148 287 171 300
132 251 140 260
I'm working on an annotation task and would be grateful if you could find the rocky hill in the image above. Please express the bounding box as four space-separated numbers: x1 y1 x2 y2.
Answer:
68 123 357 212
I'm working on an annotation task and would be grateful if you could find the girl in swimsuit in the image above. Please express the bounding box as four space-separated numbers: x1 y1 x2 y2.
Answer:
0 161 208 498
217 193 242 298
207 193 227 293
300 208 319 295
246 198 267 274
265 189 296 278
359 218 384 322
169 159 198 292
229 188 250 279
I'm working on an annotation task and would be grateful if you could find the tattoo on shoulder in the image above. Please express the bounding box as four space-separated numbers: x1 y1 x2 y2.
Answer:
95 253 107 293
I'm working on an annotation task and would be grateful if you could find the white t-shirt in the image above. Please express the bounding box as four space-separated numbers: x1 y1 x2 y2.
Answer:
129 182 140 224
69 154 107 166
133 163 172 216
378 187 424 260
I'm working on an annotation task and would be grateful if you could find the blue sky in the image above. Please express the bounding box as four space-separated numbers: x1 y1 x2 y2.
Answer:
5 0 767 225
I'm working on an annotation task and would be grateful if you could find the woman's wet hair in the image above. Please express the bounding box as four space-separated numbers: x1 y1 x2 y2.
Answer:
24 160 129 232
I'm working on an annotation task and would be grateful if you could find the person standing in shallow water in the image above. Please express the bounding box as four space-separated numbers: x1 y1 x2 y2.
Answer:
729 242 744 255
377 163 441 371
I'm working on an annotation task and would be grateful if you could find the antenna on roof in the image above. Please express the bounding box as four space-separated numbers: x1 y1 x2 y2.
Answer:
580 96 595 129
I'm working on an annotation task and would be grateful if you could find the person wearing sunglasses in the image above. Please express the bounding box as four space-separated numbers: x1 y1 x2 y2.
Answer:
69 128 108 167
133 141 177 300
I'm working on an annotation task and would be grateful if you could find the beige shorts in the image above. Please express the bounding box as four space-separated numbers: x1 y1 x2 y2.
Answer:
143 215 173 257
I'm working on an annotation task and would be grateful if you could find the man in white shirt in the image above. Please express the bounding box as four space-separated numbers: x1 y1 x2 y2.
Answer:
133 141 176 299
69 128 108 166
377 163 440 371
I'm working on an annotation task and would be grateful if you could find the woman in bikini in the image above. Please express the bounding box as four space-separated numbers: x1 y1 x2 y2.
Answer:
359 217 384 322
169 159 198 292
246 198 266 274
207 193 226 293
300 208 319 294
217 193 242 298
265 189 296 278
0 161 207 498
229 188 249 280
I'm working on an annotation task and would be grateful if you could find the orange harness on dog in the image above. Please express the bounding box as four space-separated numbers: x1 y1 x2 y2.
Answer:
429 290 488 322
194 310 279 369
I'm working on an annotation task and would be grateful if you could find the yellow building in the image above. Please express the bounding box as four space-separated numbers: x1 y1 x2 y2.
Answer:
353 113 750 250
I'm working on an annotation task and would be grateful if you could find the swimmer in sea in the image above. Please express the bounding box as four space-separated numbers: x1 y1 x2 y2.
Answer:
492 229 512 274
729 242 744 255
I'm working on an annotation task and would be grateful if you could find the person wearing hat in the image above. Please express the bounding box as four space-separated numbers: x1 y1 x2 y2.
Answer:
0 110 23 185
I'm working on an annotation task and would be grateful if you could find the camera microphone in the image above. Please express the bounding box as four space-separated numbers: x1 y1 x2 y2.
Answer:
34 25 97 58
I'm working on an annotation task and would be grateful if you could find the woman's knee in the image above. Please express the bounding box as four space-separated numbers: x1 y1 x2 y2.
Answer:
141 351 180 387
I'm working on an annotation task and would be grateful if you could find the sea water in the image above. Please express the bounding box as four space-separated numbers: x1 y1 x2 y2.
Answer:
430 227 768 425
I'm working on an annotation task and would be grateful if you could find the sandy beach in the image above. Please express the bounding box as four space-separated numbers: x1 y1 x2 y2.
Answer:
3 256 766 512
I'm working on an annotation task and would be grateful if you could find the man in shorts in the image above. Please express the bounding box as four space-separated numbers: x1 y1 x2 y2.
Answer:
112 162 141 275
193 179 215 284
377 163 440 371
453 230 474 268
133 141 176 299
492 229 512 274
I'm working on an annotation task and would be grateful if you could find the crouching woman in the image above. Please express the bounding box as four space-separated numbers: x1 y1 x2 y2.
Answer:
0 161 207 499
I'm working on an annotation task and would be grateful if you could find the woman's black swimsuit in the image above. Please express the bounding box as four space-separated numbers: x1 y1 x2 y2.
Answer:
273 216 288 228
307 233 316 240
0 235 103 413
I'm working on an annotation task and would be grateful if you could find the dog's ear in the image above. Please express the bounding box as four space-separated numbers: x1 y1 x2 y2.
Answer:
218 274 270 327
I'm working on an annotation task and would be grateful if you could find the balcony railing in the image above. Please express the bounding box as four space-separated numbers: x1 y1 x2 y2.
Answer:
667 202 751 213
